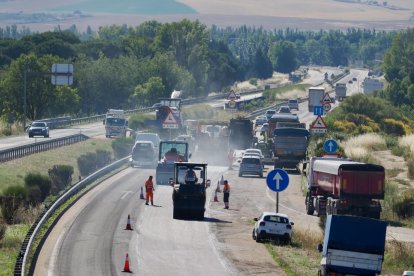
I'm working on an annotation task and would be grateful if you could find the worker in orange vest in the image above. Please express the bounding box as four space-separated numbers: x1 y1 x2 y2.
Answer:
145 176 155 205
223 180 230 209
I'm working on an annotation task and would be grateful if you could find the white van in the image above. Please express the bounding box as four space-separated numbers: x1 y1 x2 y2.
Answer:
135 133 161 151
130 141 157 168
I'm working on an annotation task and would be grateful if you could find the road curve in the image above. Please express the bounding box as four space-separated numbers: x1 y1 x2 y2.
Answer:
35 166 235 276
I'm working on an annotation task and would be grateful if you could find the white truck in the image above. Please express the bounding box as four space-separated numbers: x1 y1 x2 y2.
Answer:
103 109 128 138
308 87 325 112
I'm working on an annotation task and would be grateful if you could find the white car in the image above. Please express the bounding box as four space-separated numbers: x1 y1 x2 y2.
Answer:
252 212 294 244
243 148 264 159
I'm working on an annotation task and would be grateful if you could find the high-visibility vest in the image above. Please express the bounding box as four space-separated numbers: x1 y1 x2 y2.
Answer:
145 179 154 191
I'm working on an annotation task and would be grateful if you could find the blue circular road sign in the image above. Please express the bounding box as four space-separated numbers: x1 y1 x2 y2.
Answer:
323 139 338 154
266 169 289 192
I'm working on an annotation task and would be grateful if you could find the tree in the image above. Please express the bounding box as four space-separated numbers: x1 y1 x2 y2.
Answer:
269 41 298 73
253 48 273 78
130 77 165 106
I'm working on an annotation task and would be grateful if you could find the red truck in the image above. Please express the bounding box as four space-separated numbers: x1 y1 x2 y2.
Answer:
305 157 385 219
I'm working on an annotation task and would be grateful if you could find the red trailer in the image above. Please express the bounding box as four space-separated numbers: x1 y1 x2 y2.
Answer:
305 157 384 219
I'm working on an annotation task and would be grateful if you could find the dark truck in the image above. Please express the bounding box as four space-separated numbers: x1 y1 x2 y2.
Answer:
228 117 254 150
318 215 387 276
170 162 211 220
272 122 309 169
306 157 385 219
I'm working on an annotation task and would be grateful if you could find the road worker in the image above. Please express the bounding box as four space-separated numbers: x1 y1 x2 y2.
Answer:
145 175 155 205
185 168 197 184
223 180 230 209
164 147 180 162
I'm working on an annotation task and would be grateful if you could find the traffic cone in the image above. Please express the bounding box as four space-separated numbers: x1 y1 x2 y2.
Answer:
139 186 145 200
124 214 133 230
122 253 132 273
214 190 219 202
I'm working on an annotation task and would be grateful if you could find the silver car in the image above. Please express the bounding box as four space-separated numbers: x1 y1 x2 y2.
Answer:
239 155 263 178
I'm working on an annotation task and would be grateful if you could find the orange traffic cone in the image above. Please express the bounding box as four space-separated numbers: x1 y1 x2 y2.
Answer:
125 214 133 230
122 253 132 273
214 190 219 202
139 186 145 200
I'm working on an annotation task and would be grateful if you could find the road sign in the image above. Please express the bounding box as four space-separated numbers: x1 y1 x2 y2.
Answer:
323 139 338 153
266 169 289 192
51 64 73 85
311 128 327 134
162 112 178 129
313 106 323 116
228 100 236 108
228 90 237 100
323 103 331 112
310 115 327 129
321 93 331 104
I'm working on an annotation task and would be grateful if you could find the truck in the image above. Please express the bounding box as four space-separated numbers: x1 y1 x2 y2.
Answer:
155 141 190 185
103 109 128 138
335 83 347 102
170 162 211 220
305 157 385 219
273 122 309 169
317 215 387 276
228 118 254 150
308 87 325 112
267 113 300 139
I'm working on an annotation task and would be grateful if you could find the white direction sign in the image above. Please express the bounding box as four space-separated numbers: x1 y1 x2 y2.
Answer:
51 63 73 85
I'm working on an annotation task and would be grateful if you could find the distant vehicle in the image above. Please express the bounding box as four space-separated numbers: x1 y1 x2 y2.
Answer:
130 141 157 168
243 148 264 159
255 115 267 126
239 155 263 178
308 87 325 112
235 92 241 99
28 121 49 138
352 77 357 81
348 80 353 84
260 123 269 135
170 90 182 99
252 212 294 244
135 133 161 151
335 83 347 102
317 215 387 276
277 105 291 114
228 118 254 150
287 99 299 110
103 109 128 138
265 110 276 120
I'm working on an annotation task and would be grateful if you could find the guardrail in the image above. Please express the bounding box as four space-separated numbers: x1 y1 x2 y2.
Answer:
14 156 130 276
0 134 88 163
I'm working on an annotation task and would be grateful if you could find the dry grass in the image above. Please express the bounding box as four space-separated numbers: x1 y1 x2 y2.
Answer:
343 133 386 161
399 134 414 157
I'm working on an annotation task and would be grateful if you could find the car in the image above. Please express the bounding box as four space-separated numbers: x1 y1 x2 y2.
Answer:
265 110 276 120
352 77 357 81
252 212 294 244
235 93 241 99
255 116 267 126
239 155 263 178
287 99 299 111
135 133 161 151
243 148 264 159
27 121 49 138
348 80 353 84
260 123 269 135
277 105 291 114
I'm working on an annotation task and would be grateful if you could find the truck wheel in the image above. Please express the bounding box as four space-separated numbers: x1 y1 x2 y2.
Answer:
252 229 256 240
306 196 314 215
259 173 263 178
239 173 243 177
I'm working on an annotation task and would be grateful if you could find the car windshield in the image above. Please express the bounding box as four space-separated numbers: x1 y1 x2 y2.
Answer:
288 100 297 104
136 133 159 145
264 215 289 224
160 143 187 159
32 122 46 127
106 117 126 126
242 158 260 164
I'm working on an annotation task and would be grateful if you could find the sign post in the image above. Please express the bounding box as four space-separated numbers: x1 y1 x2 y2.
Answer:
266 169 290 213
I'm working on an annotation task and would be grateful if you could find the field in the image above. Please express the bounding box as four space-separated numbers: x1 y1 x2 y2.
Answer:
1 0 414 31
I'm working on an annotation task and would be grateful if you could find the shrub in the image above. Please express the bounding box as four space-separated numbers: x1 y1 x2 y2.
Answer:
332 120 357 134
128 113 156 131
0 185 27 224
407 158 414 180
393 189 414 219
24 172 51 203
77 152 97 177
95 149 112 169
0 219 6 241
382 118 410 136
249 78 258 86
112 137 134 159
48 165 74 193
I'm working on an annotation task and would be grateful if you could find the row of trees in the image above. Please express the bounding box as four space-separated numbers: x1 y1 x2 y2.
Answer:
0 21 398 124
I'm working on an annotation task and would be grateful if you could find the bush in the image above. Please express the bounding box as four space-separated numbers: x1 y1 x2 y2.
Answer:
382 118 410 136
407 158 414 180
332 120 357 134
0 220 6 241
128 113 156 131
48 165 74 194
112 137 134 159
77 152 97 177
95 149 112 169
393 189 414 219
24 172 51 203
249 78 258 86
0 185 27 224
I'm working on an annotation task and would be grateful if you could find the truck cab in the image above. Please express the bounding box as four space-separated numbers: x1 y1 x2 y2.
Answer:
103 109 128 138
